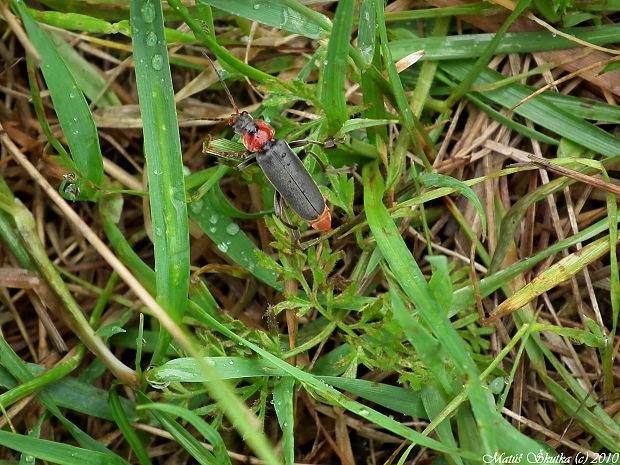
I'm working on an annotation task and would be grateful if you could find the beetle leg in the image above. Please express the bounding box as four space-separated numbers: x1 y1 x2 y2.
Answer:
296 149 327 172
273 190 282 218
273 191 299 231
288 137 345 150
236 154 258 170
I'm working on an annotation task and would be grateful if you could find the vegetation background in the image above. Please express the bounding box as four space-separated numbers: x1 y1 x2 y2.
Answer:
0 0 619 463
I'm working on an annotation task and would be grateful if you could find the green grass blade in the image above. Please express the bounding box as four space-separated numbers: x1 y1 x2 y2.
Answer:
0 340 118 455
14 1 104 186
389 287 453 395
185 304 479 460
48 30 122 108
541 374 620 450
197 0 330 39
188 196 282 291
137 392 219 465
443 61 620 157
0 430 131 465
166 0 277 83
129 0 190 362
445 0 531 106
362 160 499 453
272 377 295 465
390 23 620 61
44 377 135 421
321 0 355 133
109 387 153 465
137 403 232 465
147 356 427 416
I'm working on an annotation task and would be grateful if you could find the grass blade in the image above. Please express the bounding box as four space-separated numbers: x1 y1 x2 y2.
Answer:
321 0 355 133
14 1 104 187
129 0 190 362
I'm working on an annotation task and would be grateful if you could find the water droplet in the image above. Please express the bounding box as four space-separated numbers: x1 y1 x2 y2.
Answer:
205 358 216 367
73 117 78 122
359 409 369 417
190 200 203 213
141 1 156 23
63 183 80 200
69 92 76 98
209 215 218 224
253 2 260 9
283 422 288 427
153 169 161 175
151 54 163 71
217 241 230 253
209 227 216 233
24 455 34 463
359 45 373 62
172 190 185 210
146 31 158 46
228 360 234 365
226 223 240 235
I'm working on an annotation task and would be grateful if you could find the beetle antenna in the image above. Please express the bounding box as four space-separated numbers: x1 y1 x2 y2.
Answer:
202 52 239 116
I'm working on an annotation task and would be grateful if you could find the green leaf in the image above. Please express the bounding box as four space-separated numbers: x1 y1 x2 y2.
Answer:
0 430 130 465
130 0 190 362
420 173 487 240
15 2 104 186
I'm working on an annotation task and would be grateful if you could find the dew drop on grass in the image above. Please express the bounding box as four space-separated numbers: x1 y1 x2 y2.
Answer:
226 222 240 236
283 8 303 30
205 358 216 367
189 200 203 214
146 31 157 46
359 45 373 62
151 54 163 71
359 409 369 417
141 1 156 23
253 2 260 9
228 360 234 365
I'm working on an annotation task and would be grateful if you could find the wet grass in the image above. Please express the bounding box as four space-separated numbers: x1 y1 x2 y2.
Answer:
0 0 619 463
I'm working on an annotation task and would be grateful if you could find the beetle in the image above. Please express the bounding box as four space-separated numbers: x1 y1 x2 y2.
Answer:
203 54 332 232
